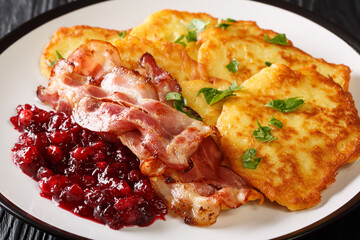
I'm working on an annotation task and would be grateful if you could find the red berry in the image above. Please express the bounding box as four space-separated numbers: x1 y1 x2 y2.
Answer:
38 175 71 196
60 184 84 202
110 180 132 197
96 161 107 170
49 130 68 144
46 145 63 164
34 132 49 150
20 146 40 164
128 169 143 183
37 167 55 179
79 175 96 188
92 141 107 150
19 109 33 126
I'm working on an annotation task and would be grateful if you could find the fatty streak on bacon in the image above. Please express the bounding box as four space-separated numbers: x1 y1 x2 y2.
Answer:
67 40 122 83
37 40 261 225
138 52 181 103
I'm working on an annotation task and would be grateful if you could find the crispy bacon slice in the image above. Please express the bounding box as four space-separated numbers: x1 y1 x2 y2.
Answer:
138 53 181 103
73 97 211 170
37 40 262 225
101 66 159 103
37 60 108 114
67 40 122 83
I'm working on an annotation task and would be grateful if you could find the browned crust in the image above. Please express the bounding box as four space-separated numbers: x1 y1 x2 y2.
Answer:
220 64 360 211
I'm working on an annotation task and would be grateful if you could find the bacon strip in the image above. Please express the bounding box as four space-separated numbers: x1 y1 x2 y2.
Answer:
73 97 211 170
138 53 181 103
37 40 262 225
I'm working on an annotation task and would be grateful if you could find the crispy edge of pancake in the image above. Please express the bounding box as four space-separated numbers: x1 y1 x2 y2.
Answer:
40 25 124 78
197 24 351 90
216 64 360 210
129 9 218 61
130 9 217 40
131 9 350 90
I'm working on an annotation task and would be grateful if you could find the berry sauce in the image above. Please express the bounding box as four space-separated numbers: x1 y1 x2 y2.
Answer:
10 104 167 229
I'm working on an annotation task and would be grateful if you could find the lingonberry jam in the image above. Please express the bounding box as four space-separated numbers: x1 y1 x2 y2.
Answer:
10 104 167 229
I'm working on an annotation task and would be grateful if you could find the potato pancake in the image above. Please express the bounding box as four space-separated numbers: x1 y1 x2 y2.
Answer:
129 9 217 60
216 64 360 210
197 25 350 90
130 9 350 90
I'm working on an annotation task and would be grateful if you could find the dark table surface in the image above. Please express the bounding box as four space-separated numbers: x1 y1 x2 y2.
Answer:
0 0 360 239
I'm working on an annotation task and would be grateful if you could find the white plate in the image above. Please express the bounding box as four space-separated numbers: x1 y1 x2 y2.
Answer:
1 0 360 239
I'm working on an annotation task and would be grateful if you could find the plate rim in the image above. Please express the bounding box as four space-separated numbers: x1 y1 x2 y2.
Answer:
1 0 360 239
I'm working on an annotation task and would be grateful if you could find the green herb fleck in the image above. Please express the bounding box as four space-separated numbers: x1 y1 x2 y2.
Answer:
226 18 237 22
215 22 231 30
265 97 305 113
268 116 283 129
215 18 237 30
242 148 261 169
197 80 243 105
174 35 187 47
226 59 240 73
165 92 202 121
47 50 64 67
265 61 272 67
185 31 198 42
252 119 278 143
264 33 289 45
186 19 209 42
55 50 64 59
118 31 127 39
47 59 57 68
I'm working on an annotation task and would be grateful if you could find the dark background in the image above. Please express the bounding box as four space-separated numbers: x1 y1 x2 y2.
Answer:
0 0 359 239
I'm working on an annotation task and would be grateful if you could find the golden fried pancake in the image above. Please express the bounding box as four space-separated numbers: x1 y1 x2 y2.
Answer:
130 9 217 60
40 25 124 78
216 64 360 210
130 9 350 90
197 23 350 90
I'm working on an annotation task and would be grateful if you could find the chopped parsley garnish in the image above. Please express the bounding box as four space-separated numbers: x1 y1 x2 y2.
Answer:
265 97 305 113
226 59 240 73
265 61 272 67
264 33 289 45
226 18 237 22
165 92 202 121
174 35 187 47
186 19 209 42
47 59 57 67
185 31 198 42
55 50 64 59
215 22 231 30
268 116 283 129
242 148 261 169
214 18 237 30
197 80 243 105
47 50 64 67
252 119 278 143
118 31 127 39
